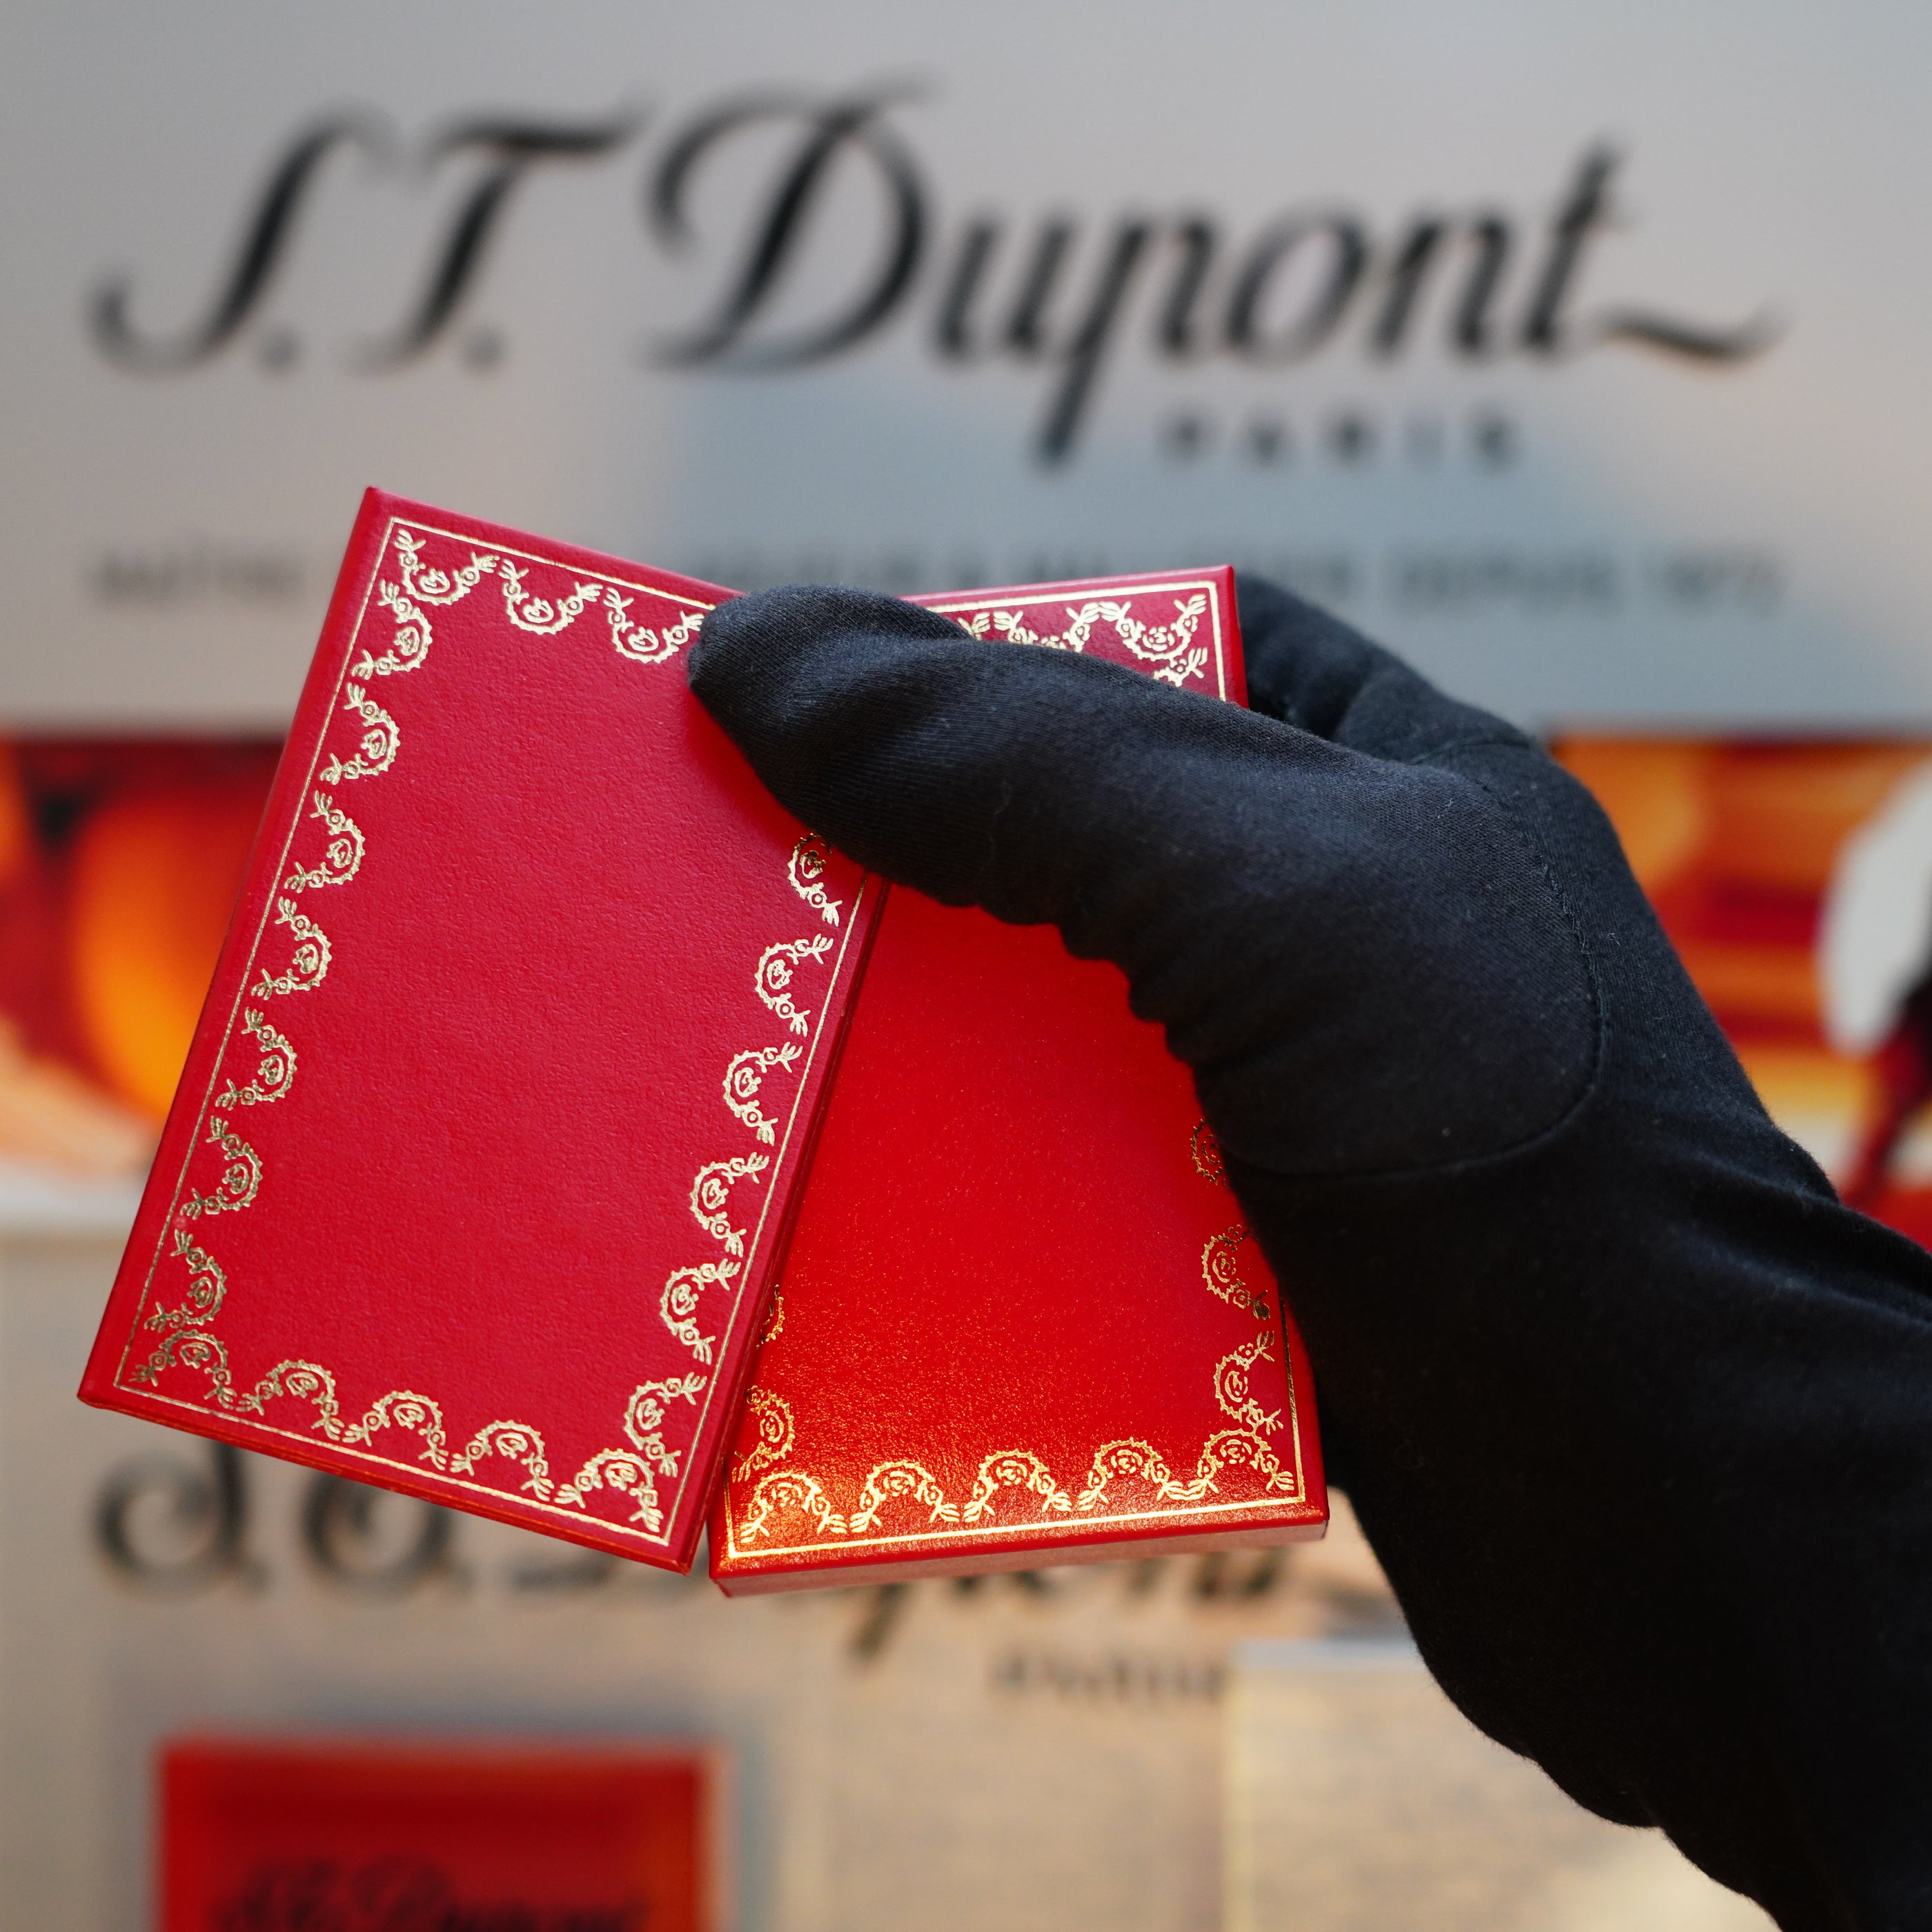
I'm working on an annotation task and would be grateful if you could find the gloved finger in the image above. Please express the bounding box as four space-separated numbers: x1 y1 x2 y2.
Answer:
1235 572 1521 762
689 583 1597 1177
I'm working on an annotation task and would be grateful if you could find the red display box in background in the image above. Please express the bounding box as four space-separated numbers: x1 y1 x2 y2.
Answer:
160 1740 720 1932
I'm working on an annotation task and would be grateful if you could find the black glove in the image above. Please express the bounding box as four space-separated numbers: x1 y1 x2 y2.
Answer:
689 576 1932 1931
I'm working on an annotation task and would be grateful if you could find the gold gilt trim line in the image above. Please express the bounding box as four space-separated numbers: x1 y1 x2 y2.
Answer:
119 518 854 1547
723 1112 1311 1563
956 594 1210 687
734 1421 1302 1554
731 1484 1309 1559
924 575 1232 703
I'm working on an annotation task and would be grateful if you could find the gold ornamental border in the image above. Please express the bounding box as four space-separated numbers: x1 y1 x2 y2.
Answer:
115 518 870 1550
923 577 1232 700
719 1120 1312 1565
721 577 1315 1566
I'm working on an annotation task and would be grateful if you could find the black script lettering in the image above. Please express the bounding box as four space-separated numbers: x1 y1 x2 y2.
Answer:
506 1543 623 1593
1370 212 1515 358
92 115 391 372
1033 219 1156 464
302 1473 456 1597
650 87 925 368
932 215 1001 356
1519 144 1616 353
930 213 1159 462
1000 217 1080 354
1370 217 1444 354
1524 145 1780 359
1226 212 1369 362
1594 302 1784 361
216 1858 649 1932
927 211 1159 460
87 539 307 606
96 1437 258 1592
361 108 642 366
849 1580 913 1661
1190 1547 1285 1599
1453 216 1514 355
1155 215 1220 358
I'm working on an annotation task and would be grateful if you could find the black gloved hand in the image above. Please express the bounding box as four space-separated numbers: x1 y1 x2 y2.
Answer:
689 576 1932 1932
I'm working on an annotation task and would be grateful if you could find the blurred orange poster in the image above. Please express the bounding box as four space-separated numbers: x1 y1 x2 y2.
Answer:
161 1740 718 1932
1555 737 1932 1248
0 739 275 1187
8 731 1932 1257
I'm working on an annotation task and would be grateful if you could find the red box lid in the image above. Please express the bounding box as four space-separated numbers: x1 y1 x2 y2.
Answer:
159 1739 718 1932
79 491 881 1573
709 571 1327 1592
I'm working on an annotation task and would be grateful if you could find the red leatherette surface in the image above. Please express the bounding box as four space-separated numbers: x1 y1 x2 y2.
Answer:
79 491 880 1572
710 570 1327 1592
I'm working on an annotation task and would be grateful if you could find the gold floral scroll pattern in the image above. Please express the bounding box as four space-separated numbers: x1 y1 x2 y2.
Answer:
364 579 437 677
1214 1334 1283 1435
723 1043 802 1144
556 1373 708 1536
393 529 497 607
657 839 845 1361
732 1387 795 1483
760 1289 785 1344
1073 1430 1297 1510
849 1460 959 1533
607 593 703 666
624 1374 709 1459
961 595 1211 687
141 520 840 1543
282 792 364 891
787 834 842 926
176 1116 262 1220
251 900 332 998
1202 1224 1263 1316
357 529 705 673
739 1470 847 1543
756 935 836 1036
355 529 499 676
691 1156 769 1256
133 1230 228 1348
320 684 399 782
215 1009 295 1108
138 1330 704 1532
1075 1439 1182 1509
963 1450 1072 1523
661 1261 739 1364
1191 1115 1274 1321
498 561 607 636
550 1452 669 1529
731 1110 1301 1547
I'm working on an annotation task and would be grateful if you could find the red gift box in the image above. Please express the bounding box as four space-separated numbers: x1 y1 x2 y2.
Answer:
709 571 1327 1592
159 1739 719 1932
80 491 881 1572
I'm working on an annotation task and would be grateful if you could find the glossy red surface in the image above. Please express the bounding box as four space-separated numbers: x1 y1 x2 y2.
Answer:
159 1740 715 1932
711 571 1326 1592
80 490 880 1571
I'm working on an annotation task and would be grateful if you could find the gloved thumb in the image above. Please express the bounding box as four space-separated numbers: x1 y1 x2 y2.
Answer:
688 584 1597 1179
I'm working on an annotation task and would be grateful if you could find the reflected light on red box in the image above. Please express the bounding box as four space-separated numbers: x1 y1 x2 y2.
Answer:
159 1739 719 1932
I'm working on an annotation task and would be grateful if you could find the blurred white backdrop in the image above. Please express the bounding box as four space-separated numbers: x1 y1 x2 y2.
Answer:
0 9 1917 1928
5 1 1928 727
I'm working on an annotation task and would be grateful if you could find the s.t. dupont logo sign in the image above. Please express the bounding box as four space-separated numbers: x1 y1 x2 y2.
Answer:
90 86 1778 464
